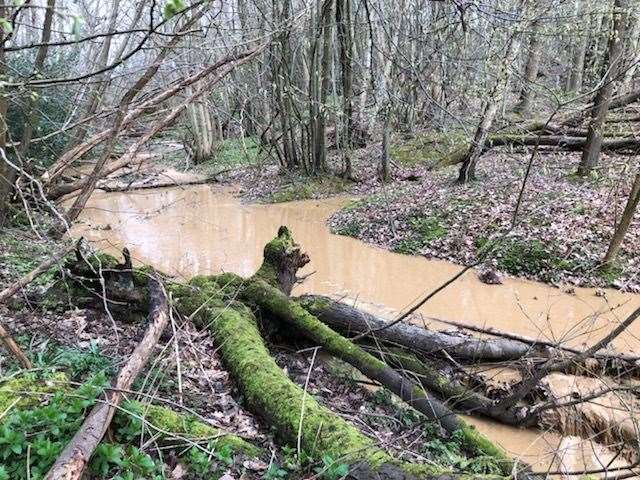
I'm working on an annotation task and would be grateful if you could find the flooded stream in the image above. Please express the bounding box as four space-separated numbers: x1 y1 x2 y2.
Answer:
72 184 640 475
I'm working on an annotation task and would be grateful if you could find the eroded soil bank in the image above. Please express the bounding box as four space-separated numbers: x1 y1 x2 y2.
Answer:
71 183 640 473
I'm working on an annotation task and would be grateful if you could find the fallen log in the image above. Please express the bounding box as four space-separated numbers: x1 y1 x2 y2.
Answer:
44 275 168 480
298 294 545 362
367 347 532 427
65 248 525 478
299 295 640 377
226 227 516 471
172 279 516 480
96 175 218 193
47 153 154 200
486 134 640 152
432 134 640 169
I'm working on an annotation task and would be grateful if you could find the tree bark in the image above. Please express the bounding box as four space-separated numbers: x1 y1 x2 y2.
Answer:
566 0 590 93
336 0 354 178
298 294 545 362
603 170 640 266
516 18 542 113
578 0 629 176
458 0 530 183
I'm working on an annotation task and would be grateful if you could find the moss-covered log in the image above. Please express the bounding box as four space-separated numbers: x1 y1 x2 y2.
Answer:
237 275 514 466
371 348 534 428
63 238 525 478
216 227 518 475
434 134 640 170
172 282 459 480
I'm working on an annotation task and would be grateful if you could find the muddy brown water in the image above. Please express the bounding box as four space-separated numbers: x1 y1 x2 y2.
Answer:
72 184 640 476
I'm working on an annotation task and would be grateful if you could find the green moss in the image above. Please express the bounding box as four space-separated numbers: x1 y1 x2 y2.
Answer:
457 426 511 474
1 372 260 469
169 275 225 322
490 238 576 279
121 401 261 457
0 372 67 413
268 177 348 204
331 219 362 237
270 184 315 203
130 264 157 286
174 280 442 477
297 295 332 313
205 303 390 466
390 131 469 167
598 262 624 285
213 137 260 168
392 213 447 255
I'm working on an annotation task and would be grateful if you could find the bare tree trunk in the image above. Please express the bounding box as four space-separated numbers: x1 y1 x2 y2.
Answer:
578 0 629 176
603 170 640 266
0 4 10 226
185 84 218 163
515 18 542 113
309 0 333 174
336 0 354 178
621 2 640 91
67 0 122 147
379 108 391 182
458 2 529 183
567 0 590 93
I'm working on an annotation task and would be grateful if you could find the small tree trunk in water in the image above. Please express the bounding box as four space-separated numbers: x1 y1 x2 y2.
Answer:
566 0 590 93
578 0 628 176
603 170 640 266
458 0 529 183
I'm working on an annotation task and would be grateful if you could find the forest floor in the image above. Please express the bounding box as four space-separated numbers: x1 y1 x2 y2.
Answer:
178 132 639 291
0 215 489 479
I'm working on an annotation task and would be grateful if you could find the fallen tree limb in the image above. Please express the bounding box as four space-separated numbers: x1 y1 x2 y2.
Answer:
0 243 75 303
44 275 168 480
50 45 266 204
298 294 546 362
366 346 532 427
0 323 31 370
497 305 640 414
432 134 640 170
487 134 640 151
97 175 218 193
299 295 640 377
428 316 640 365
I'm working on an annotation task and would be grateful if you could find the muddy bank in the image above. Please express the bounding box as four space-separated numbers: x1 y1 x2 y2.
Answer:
328 153 639 291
